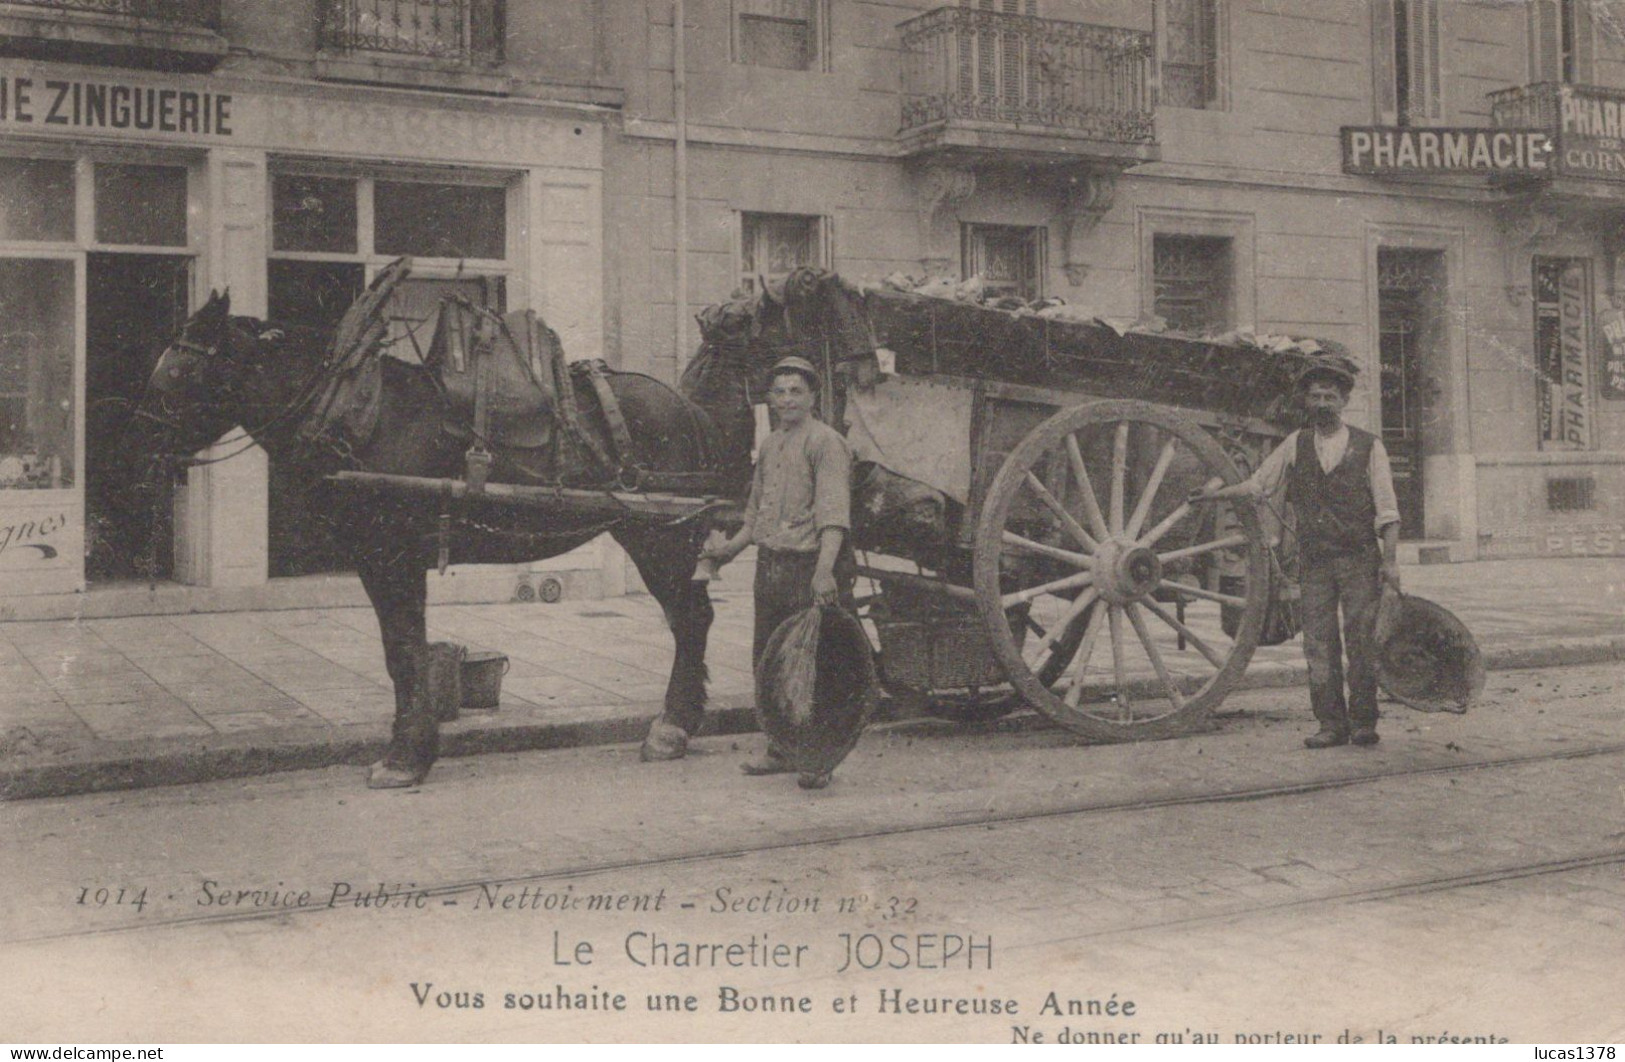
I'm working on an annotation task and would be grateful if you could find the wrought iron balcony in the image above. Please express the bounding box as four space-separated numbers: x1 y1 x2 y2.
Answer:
1488 81 1566 131
1490 81 1625 192
320 0 504 66
0 0 225 70
899 6 1157 166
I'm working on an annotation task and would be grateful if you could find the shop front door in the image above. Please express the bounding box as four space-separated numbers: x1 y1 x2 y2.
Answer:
1378 249 1443 541
85 253 191 583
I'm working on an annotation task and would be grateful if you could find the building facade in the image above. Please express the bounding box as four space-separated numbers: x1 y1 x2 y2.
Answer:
603 0 1625 563
3 1 1621 617
0 0 623 613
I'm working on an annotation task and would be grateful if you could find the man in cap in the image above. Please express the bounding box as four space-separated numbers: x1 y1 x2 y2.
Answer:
1191 359 1401 749
700 355 855 787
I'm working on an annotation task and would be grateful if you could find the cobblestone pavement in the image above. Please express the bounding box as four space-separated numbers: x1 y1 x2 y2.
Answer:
0 557 1618 770
3 663 1621 1041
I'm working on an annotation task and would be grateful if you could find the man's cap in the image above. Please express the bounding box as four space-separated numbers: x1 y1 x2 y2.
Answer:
770 355 821 387
1297 355 1358 392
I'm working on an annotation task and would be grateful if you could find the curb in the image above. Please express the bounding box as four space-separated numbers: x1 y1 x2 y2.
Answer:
3 638 1620 802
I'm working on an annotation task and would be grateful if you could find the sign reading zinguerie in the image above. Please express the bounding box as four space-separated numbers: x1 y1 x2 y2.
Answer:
1341 126 1552 175
0 74 232 136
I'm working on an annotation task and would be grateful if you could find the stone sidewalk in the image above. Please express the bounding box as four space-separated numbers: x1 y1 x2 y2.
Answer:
0 556 1620 799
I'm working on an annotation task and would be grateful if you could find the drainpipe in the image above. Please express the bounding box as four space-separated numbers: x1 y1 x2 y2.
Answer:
673 0 689 365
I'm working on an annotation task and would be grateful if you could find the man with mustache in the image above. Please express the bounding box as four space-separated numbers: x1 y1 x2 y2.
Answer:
1191 359 1401 749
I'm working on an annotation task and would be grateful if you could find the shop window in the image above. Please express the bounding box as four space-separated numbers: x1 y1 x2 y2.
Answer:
740 212 826 293
1160 0 1222 110
272 175 358 254
1529 0 1593 84
0 260 76 491
267 168 512 576
1373 0 1441 126
375 180 505 260
963 224 1043 301
1153 234 1231 334
94 164 188 247
735 0 826 71
0 158 76 243
1532 257 1593 451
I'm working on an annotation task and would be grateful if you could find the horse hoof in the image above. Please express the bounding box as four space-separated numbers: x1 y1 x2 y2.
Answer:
367 761 425 789
639 720 689 762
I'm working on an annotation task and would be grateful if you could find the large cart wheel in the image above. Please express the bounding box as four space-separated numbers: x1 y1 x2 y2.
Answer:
973 400 1269 741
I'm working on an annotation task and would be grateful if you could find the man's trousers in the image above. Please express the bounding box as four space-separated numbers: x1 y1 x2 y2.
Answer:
1298 551 1383 733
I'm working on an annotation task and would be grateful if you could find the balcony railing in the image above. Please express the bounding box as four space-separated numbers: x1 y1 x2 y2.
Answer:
0 0 219 28
320 0 503 65
1488 81 1567 131
900 6 1155 150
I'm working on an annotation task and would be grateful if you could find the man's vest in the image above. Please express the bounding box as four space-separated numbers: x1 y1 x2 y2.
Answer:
1286 425 1378 562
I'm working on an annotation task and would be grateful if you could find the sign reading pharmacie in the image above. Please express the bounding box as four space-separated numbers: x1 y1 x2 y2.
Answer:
1341 126 1553 175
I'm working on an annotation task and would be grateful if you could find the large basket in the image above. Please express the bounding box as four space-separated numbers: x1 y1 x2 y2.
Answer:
871 581 1011 691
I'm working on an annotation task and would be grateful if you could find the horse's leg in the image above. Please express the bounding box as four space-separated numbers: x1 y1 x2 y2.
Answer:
357 550 437 787
617 525 713 761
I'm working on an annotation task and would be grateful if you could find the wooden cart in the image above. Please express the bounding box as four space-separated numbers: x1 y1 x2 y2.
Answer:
842 286 1321 741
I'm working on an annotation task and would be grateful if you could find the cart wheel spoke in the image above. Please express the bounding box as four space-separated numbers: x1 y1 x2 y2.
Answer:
1127 602 1185 711
1002 570 1093 610
1106 603 1130 719
1125 437 1179 541
1026 587 1100 674
1064 433 1111 541
1159 579 1249 609
1140 475 1224 549
1022 472 1098 552
1157 532 1250 566
1109 421 1129 534
1001 530 1090 568
975 400 1269 742
1141 596 1227 669
1063 602 1107 707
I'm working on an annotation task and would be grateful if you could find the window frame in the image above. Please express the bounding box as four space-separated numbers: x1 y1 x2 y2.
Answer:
1528 0 1595 85
266 162 519 281
1372 0 1442 126
1156 0 1227 111
961 222 1046 302
732 0 830 73
737 211 831 294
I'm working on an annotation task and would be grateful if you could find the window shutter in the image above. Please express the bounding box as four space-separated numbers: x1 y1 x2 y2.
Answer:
1571 0 1594 83
1529 0 1561 82
1372 0 1398 123
1409 0 1440 120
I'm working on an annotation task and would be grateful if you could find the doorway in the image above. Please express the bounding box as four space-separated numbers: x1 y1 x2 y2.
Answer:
1377 248 1445 541
85 253 191 583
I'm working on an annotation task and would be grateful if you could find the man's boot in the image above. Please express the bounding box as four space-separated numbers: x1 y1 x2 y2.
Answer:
1304 726 1349 749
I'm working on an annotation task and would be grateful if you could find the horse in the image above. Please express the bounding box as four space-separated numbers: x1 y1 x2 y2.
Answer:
132 265 877 787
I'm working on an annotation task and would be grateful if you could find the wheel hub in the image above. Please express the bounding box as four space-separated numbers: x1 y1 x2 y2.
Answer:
1094 539 1162 604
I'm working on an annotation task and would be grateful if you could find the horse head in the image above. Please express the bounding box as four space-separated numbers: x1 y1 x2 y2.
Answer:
136 290 316 462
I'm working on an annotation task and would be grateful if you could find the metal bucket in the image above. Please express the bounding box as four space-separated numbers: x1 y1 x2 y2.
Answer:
460 650 510 710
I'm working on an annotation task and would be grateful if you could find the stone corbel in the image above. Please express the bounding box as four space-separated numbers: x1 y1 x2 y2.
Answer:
1055 172 1117 287
915 164 976 276
1493 198 1563 306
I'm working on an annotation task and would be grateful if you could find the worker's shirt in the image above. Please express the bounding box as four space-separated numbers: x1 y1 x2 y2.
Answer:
1241 424 1401 532
741 417 852 552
